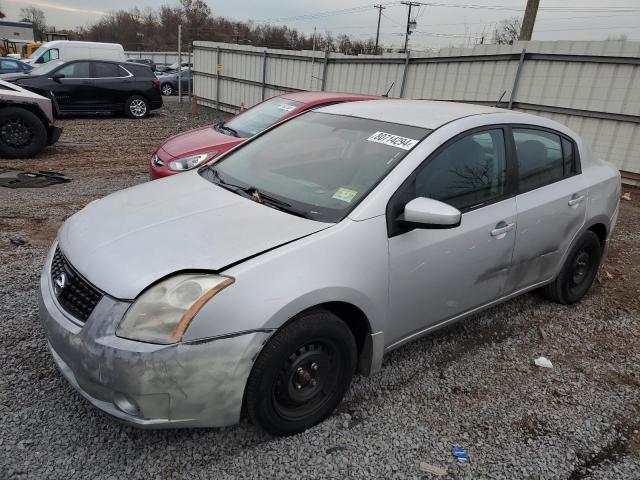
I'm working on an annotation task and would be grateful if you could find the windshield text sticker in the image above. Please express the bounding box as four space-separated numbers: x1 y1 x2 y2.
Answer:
332 187 358 203
366 131 418 150
278 104 297 112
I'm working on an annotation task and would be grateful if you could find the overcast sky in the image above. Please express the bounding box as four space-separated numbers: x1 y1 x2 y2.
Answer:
3 0 640 50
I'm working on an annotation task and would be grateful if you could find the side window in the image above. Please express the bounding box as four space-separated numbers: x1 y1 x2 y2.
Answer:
57 62 91 78
92 62 121 78
1 60 17 71
513 128 564 191
561 137 578 175
415 129 507 210
42 48 59 63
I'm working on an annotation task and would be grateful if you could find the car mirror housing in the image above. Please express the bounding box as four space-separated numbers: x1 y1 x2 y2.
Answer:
400 197 461 229
50 72 65 81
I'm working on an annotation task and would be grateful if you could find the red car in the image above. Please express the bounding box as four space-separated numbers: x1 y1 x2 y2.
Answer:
150 91 381 179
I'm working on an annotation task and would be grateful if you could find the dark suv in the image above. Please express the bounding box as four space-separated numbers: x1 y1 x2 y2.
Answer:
1 59 162 118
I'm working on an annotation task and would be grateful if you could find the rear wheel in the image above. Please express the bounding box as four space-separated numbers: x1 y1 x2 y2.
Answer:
0 107 47 158
125 95 149 119
161 83 173 96
246 310 357 436
541 231 602 304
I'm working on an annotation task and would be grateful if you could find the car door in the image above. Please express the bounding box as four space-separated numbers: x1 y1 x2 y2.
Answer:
49 61 94 111
91 61 132 110
505 127 587 293
386 127 517 346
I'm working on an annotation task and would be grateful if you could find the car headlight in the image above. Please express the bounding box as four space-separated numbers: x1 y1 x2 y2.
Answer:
168 151 220 171
116 274 234 344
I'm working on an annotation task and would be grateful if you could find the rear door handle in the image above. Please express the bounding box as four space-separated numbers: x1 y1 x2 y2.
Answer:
568 194 585 207
490 222 515 237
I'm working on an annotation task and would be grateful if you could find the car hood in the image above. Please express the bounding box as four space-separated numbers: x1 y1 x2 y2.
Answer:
160 126 244 158
58 172 332 299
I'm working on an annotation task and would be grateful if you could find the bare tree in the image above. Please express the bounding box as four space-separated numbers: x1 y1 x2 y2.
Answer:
20 6 46 41
606 33 628 41
492 17 521 45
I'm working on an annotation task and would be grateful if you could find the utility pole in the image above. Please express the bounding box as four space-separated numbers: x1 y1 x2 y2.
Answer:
401 1 420 53
519 0 540 41
177 24 182 103
374 4 385 55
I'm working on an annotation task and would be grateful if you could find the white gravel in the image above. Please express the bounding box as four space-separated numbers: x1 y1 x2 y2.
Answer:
1 101 639 479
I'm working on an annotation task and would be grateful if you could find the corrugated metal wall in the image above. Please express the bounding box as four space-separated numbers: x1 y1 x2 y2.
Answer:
191 40 640 177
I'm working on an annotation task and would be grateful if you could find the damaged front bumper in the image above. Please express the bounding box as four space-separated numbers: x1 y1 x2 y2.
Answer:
38 245 271 428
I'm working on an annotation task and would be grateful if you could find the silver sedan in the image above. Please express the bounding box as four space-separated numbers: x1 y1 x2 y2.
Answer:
39 99 620 435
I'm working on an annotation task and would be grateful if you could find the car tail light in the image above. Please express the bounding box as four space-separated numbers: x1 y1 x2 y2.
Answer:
152 78 160 88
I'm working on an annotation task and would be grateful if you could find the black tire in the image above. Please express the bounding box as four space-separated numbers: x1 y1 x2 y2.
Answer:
0 107 47 158
161 83 174 96
541 231 602 304
124 95 149 119
246 309 357 436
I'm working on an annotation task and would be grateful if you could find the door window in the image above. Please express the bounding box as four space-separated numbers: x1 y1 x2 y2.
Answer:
513 128 564 191
415 129 507 210
42 48 59 63
92 62 121 78
57 62 91 78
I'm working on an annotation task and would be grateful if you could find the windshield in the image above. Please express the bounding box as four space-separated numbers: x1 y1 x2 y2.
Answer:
201 112 429 223
30 60 64 76
28 45 47 59
223 97 304 138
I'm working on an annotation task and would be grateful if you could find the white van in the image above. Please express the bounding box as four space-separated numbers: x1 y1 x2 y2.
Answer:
26 41 126 65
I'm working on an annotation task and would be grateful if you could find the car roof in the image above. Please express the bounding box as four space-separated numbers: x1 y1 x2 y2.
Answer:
279 91 380 103
315 99 525 130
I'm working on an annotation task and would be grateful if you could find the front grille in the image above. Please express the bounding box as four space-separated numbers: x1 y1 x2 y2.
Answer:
50 247 103 322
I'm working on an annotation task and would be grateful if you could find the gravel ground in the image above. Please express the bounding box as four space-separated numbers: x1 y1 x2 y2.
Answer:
1 99 639 479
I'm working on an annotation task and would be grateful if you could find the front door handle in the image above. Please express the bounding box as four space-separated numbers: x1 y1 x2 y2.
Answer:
568 194 585 207
490 222 515 237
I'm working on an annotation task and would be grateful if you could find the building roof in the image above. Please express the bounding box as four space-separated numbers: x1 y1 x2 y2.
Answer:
316 99 518 130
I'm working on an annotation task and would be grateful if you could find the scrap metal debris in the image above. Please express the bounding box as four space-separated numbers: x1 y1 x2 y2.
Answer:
0 170 71 189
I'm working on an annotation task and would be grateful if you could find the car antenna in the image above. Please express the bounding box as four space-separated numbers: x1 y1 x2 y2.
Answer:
495 90 507 107
382 82 395 97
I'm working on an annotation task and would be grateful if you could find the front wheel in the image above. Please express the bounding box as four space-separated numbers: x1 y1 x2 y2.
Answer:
245 310 357 436
0 107 47 158
541 230 602 304
125 95 149 119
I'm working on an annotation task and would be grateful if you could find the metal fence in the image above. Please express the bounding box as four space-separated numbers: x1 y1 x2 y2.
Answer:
190 40 640 180
125 51 190 65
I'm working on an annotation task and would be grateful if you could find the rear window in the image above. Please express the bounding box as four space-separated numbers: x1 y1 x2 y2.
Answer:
124 63 153 77
224 97 304 138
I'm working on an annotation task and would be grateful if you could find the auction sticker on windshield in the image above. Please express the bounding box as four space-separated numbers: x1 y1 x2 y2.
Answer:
366 131 418 150
332 187 358 203
278 104 297 112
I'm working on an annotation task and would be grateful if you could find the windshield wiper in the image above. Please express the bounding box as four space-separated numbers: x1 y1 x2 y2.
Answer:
214 121 240 137
208 166 309 218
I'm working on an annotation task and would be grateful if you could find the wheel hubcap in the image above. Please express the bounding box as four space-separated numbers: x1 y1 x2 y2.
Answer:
130 99 147 117
0 118 33 148
162 85 172 95
273 342 337 421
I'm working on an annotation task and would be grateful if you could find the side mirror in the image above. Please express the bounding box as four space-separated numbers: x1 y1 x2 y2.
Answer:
399 197 461 229
50 72 65 81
